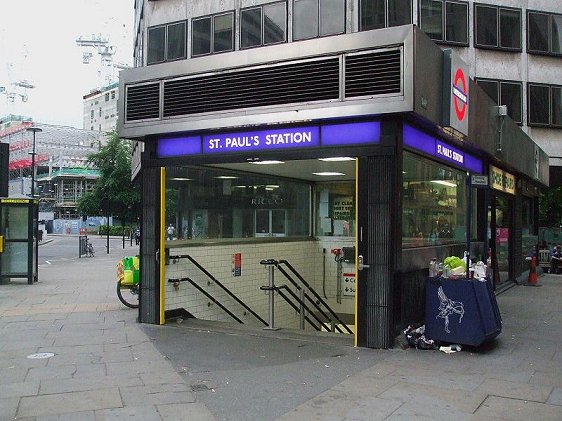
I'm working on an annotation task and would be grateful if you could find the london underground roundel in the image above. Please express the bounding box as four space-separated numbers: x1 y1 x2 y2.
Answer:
453 68 468 121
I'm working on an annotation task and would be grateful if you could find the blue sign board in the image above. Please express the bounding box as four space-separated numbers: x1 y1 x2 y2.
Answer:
157 121 380 158
403 124 483 174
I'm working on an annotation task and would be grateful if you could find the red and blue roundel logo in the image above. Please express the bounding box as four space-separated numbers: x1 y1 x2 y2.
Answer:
453 68 468 121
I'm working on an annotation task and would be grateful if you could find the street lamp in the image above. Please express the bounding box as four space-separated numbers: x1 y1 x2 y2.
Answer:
26 127 42 198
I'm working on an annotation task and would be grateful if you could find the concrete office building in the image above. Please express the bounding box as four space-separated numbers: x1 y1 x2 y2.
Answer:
119 1 552 348
82 82 120 132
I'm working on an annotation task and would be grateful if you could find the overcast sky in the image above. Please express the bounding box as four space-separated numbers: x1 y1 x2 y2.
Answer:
0 0 134 128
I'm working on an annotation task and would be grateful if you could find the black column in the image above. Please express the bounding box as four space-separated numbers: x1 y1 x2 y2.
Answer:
357 154 399 349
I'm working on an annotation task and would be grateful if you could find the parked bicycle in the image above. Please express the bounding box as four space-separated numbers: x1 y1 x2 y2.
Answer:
86 238 95 257
116 256 139 308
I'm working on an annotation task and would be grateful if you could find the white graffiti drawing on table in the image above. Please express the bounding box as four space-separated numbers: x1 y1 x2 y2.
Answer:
436 286 465 333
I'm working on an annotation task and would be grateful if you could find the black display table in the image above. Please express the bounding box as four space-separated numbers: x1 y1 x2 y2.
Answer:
425 277 501 346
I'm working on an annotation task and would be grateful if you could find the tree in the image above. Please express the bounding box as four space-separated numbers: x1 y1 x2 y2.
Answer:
539 186 562 227
77 129 140 224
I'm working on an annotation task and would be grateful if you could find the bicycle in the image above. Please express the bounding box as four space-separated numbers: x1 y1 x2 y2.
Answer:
116 256 140 308
86 238 95 257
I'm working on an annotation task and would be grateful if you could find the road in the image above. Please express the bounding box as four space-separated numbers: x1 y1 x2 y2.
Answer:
39 234 139 266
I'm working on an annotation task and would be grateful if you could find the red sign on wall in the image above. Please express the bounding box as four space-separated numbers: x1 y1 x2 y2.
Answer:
232 253 242 277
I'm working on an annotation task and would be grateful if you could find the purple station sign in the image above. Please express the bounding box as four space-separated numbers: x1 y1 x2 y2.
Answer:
403 124 483 174
157 121 380 158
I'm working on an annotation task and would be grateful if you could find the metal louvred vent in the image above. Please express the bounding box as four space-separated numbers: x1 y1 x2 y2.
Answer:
163 57 340 117
126 83 160 121
345 49 401 98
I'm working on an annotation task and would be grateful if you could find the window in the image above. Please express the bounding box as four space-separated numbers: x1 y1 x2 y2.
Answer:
402 151 468 248
315 182 355 237
147 21 186 65
192 12 234 56
419 0 468 45
475 4 521 50
293 0 345 41
111 91 116 100
475 79 522 124
360 0 411 31
528 11 562 56
528 83 562 128
105 93 110 101
241 2 286 49
165 166 310 240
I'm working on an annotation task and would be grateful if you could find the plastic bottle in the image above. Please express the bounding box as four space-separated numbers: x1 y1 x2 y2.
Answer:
429 258 437 277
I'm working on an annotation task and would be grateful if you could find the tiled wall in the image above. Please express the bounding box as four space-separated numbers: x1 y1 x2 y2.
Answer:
164 237 356 332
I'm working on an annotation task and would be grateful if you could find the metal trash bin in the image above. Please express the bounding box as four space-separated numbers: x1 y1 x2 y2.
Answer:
425 277 501 346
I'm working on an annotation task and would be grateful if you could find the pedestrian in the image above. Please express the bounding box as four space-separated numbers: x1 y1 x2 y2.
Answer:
166 224 175 240
550 244 562 274
134 226 141 245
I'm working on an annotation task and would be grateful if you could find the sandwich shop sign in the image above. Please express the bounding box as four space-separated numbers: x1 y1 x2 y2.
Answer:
490 165 515 195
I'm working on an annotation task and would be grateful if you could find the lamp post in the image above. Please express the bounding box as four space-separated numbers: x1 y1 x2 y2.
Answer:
26 127 42 198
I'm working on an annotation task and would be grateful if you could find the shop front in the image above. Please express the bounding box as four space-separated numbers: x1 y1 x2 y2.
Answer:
119 25 548 348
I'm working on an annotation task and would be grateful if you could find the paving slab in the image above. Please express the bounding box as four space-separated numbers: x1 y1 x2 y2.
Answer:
156 402 216 421
17 388 123 418
475 395 562 420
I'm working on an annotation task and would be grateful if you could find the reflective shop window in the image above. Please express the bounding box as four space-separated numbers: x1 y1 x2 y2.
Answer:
476 79 522 124
402 152 468 248
147 21 187 64
165 166 310 240
315 182 355 237
528 84 562 128
293 0 345 41
528 11 562 55
147 26 166 64
475 4 521 50
241 2 286 49
192 12 234 56
360 0 412 31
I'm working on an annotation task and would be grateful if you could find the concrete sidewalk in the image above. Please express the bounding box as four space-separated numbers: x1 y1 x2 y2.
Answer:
1 245 561 420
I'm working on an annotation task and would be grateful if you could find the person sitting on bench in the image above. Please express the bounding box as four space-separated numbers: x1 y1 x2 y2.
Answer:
551 244 562 274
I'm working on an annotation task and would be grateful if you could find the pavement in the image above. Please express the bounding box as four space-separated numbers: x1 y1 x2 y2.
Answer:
1 241 562 420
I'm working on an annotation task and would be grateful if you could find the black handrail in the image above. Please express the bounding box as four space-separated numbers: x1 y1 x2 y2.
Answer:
169 254 268 326
262 284 324 331
276 285 331 332
278 259 353 334
168 277 243 324
275 264 344 333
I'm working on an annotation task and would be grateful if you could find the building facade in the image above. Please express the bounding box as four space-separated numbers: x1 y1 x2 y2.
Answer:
119 1 550 348
82 82 120 132
0 117 104 220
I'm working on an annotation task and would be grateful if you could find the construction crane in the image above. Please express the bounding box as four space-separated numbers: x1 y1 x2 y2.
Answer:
76 34 129 87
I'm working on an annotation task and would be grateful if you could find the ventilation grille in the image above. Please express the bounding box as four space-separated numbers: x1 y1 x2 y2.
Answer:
162 57 340 117
124 48 403 123
126 83 160 121
345 49 401 98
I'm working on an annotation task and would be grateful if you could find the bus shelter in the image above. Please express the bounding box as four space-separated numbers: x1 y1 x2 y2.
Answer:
0 197 39 285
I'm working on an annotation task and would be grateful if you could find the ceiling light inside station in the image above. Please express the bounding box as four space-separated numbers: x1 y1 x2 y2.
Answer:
312 172 346 177
249 160 285 165
318 157 355 162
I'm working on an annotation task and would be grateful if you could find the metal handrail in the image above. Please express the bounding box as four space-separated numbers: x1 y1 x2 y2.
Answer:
275 264 342 333
277 259 353 334
169 254 268 326
168 277 243 324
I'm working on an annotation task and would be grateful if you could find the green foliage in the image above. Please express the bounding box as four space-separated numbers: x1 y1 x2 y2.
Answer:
77 129 140 222
98 225 135 236
539 187 562 227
